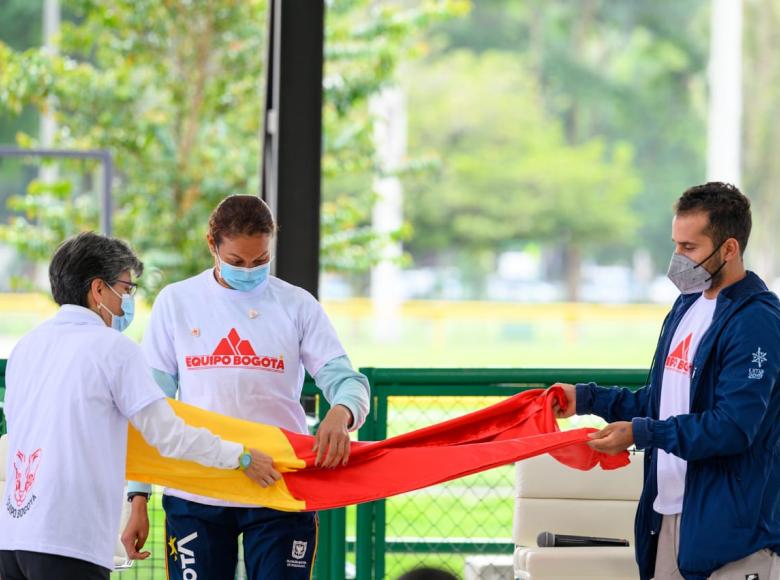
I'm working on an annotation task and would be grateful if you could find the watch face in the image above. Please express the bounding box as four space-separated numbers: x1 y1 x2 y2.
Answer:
240 453 251 469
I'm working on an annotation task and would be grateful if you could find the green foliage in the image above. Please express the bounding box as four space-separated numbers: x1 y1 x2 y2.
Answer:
403 50 640 255
429 0 709 269
321 0 469 274
0 0 467 297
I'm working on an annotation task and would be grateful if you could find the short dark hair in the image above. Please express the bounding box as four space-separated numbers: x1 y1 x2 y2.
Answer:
396 568 459 580
49 232 143 307
674 182 752 255
208 195 276 245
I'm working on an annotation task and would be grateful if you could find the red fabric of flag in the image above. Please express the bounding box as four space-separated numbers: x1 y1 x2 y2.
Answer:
282 386 628 510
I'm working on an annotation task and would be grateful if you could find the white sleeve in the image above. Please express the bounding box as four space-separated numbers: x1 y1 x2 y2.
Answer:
130 399 242 470
142 287 179 376
109 338 167 419
298 291 347 377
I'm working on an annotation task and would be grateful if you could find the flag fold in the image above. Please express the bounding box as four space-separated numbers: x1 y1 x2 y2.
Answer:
126 386 629 511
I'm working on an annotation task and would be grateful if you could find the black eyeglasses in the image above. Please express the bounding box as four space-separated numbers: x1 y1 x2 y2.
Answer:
111 280 139 296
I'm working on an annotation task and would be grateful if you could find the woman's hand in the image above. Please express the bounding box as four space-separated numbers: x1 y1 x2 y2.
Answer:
313 405 353 468
121 496 151 560
243 449 283 487
551 383 577 418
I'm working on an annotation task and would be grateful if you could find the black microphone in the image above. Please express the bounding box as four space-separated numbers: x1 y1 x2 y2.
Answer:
536 531 630 548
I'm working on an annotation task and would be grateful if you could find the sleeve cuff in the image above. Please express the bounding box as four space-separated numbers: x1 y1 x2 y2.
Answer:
127 481 152 495
575 383 595 415
632 417 653 450
220 441 243 470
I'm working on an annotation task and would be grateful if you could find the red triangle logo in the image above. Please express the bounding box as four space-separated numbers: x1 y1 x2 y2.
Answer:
212 328 256 356
668 333 692 362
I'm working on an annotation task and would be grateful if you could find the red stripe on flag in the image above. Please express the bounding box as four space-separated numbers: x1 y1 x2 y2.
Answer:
281 387 628 511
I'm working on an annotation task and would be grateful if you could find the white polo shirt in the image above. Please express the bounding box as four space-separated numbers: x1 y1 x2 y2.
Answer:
142 269 347 506
0 305 164 569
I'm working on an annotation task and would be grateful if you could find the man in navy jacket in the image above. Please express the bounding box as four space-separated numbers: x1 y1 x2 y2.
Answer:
555 183 780 580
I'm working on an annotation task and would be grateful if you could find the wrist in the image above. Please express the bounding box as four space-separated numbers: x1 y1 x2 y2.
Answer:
128 493 149 508
238 446 252 471
334 404 353 426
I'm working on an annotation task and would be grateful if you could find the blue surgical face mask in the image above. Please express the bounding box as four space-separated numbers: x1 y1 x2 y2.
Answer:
216 250 271 292
99 285 135 332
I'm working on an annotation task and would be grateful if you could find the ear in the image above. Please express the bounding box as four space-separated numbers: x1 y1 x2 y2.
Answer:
206 233 217 255
723 237 741 262
28 449 42 474
13 450 25 471
87 278 105 309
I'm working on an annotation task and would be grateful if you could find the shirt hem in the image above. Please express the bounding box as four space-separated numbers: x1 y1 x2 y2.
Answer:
0 541 113 570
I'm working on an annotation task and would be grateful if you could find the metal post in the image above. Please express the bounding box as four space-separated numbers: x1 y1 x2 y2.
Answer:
260 0 325 297
356 368 378 579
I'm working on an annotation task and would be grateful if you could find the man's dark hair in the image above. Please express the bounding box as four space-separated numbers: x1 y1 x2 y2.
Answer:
208 195 277 245
49 232 143 307
396 567 459 580
675 182 752 255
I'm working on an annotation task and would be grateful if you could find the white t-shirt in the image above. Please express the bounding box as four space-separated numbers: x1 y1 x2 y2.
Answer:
142 270 347 506
0 306 164 569
654 295 717 515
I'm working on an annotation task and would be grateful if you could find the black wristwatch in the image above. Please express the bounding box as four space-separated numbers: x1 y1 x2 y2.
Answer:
127 491 151 503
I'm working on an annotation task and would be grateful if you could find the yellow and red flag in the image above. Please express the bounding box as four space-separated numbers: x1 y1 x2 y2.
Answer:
125 386 628 511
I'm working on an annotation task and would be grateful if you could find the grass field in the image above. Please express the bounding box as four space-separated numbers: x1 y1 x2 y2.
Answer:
0 294 667 368
0 295 660 579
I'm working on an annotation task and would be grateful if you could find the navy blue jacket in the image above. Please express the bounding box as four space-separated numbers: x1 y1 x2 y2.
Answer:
576 272 780 579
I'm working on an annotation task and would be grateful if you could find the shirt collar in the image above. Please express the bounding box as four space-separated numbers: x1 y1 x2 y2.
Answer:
55 304 107 327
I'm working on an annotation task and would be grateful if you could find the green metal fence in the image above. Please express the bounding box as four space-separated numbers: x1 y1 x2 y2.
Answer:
0 365 646 579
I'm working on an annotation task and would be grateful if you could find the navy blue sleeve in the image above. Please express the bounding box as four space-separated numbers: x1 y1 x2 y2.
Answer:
633 303 780 460
577 382 653 422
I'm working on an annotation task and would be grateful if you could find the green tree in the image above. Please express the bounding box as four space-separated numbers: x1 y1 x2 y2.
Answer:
0 0 467 296
743 1 780 282
0 0 41 217
430 0 710 273
403 51 640 300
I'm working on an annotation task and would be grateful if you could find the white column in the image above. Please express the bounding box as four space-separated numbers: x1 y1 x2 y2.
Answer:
370 88 406 342
707 0 742 185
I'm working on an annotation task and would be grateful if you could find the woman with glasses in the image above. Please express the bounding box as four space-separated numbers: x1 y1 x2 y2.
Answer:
0 232 278 580
123 195 370 580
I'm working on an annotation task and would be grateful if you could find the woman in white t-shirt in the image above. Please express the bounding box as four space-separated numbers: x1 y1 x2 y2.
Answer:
0 232 278 580
123 195 371 580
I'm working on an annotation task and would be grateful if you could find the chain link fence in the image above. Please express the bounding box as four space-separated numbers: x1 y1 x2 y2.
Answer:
0 366 643 580
382 396 515 580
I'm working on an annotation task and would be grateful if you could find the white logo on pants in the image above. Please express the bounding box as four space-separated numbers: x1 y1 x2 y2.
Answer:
292 540 307 560
178 532 198 579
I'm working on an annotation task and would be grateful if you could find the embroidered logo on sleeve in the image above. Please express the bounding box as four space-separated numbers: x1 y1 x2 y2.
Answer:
749 347 767 380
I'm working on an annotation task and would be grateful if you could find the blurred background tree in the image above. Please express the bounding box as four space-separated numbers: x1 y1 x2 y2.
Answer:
3 0 779 302
402 0 710 299
0 0 466 296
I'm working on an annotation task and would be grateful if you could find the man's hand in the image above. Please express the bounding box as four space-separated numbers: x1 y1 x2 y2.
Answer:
588 421 634 455
551 383 577 418
121 496 151 560
243 449 283 488
313 405 353 468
